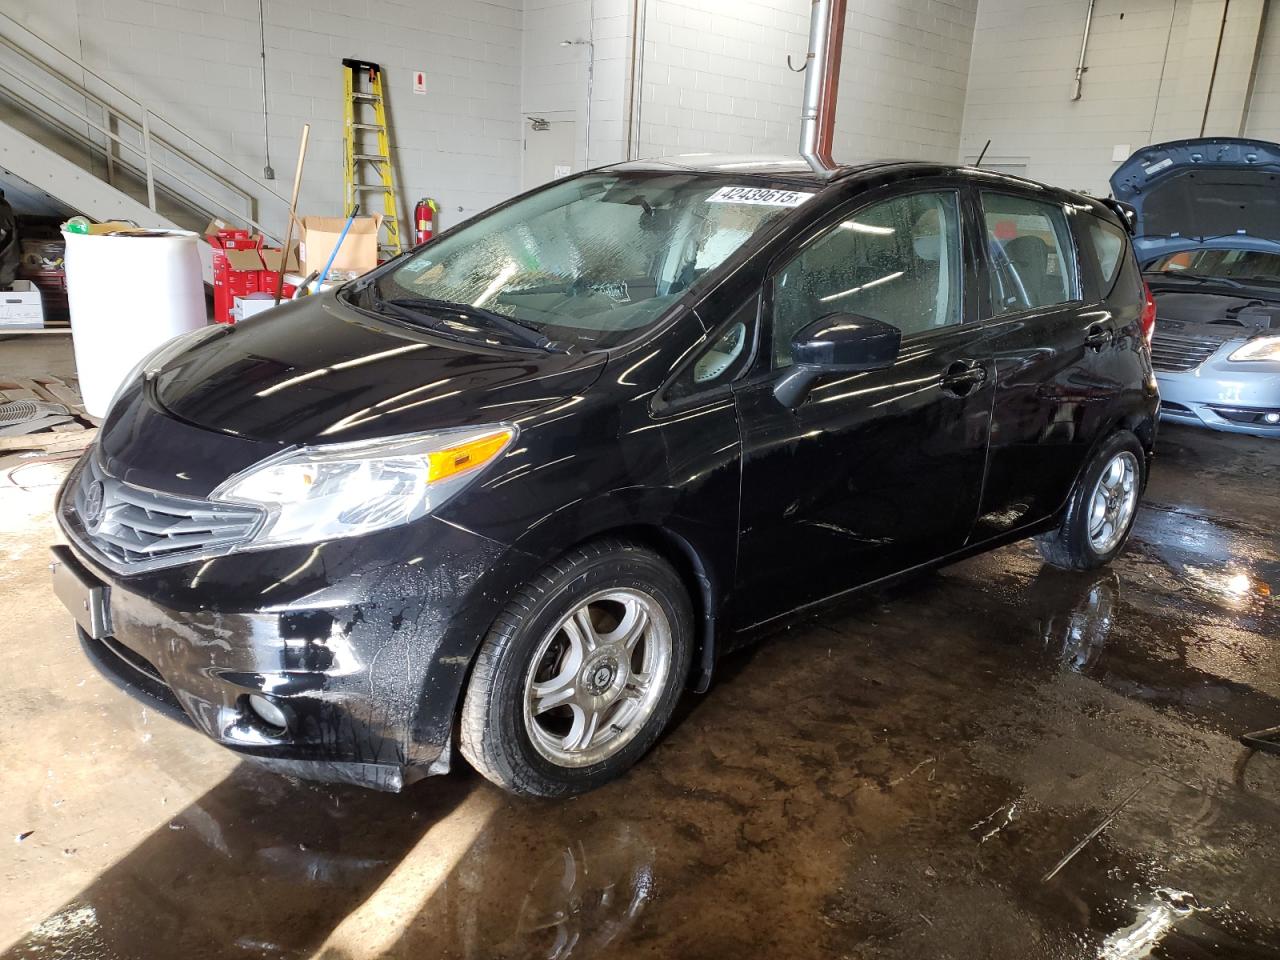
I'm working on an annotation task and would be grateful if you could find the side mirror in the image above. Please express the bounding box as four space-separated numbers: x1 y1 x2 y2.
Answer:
773 313 901 408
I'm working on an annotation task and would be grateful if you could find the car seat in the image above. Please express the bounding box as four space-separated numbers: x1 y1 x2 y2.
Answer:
1003 235 1051 307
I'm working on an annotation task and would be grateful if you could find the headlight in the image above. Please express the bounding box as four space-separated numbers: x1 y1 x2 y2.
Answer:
1229 335 1280 362
210 425 517 550
107 325 226 414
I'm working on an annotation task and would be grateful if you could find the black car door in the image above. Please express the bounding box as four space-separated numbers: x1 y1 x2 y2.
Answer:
968 187 1106 543
731 179 994 630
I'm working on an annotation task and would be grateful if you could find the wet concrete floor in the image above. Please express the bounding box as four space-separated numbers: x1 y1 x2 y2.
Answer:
2 338 1279 958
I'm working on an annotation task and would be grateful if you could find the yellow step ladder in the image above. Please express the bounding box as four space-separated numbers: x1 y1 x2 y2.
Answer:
341 58 402 258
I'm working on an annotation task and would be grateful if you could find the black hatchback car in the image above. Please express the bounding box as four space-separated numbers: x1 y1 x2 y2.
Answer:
52 156 1159 797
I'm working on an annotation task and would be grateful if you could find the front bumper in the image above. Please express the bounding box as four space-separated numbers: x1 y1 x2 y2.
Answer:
53 478 520 791
1155 354 1280 438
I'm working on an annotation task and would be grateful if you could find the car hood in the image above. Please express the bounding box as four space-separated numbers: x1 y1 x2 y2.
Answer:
153 293 607 446
1110 137 1280 262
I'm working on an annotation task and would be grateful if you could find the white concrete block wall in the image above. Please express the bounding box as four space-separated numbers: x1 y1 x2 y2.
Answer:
1243 9 1280 141
11 0 524 238
960 0 1275 198
21 0 1280 244
520 0 630 182
636 0 979 164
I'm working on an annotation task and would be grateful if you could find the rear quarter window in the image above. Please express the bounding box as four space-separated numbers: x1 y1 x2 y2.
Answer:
1084 215 1128 294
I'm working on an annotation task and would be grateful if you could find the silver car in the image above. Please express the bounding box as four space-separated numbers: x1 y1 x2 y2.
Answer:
1112 137 1280 437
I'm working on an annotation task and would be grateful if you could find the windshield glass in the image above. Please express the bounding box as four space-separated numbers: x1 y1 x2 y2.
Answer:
1151 247 1280 284
364 172 813 349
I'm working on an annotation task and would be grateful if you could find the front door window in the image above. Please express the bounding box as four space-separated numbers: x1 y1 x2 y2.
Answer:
772 191 964 366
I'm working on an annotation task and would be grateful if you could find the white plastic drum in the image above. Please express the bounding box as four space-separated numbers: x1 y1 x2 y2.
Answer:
62 228 206 417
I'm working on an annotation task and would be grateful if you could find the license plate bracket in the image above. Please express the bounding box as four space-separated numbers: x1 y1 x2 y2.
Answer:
50 545 111 639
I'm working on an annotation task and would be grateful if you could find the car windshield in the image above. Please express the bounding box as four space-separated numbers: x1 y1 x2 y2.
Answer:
1150 247 1280 285
361 172 813 349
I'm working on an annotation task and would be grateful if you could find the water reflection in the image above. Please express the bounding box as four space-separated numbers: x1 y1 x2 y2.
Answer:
491 823 655 959
1099 887 1205 960
5 763 657 960
1028 568 1120 674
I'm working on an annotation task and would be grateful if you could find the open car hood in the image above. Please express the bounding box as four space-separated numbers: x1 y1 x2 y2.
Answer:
1110 138 1280 263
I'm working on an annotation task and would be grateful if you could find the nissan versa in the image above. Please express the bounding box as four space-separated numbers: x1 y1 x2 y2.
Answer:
1112 137 1280 436
52 156 1159 797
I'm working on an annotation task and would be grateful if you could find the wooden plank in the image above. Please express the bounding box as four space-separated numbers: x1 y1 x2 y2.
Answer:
39 379 84 412
16 378 56 404
0 426 97 453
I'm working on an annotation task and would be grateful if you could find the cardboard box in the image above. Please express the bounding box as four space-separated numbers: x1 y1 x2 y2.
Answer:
233 293 279 322
299 214 383 277
0 280 45 329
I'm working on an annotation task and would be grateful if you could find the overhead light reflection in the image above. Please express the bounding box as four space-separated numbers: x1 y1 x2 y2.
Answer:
819 271 904 303
331 344 426 370
256 367 329 397
840 220 895 235
473 262 518 308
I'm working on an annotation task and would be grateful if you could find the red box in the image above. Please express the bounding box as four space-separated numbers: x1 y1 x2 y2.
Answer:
206 229 297 324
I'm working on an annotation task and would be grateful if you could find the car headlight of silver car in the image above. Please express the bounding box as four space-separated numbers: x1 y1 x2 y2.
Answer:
1229 335 1280 362
209 425 517 550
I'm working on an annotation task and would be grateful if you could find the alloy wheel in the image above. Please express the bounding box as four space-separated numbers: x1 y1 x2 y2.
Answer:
522 588 672 768
1087 451 1139 553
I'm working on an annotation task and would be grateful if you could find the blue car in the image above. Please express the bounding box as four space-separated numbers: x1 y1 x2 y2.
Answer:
1113 137 1280 437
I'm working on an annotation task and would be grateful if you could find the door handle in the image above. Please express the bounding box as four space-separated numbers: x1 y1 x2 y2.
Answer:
939 360 987 397
1084 323 1114 350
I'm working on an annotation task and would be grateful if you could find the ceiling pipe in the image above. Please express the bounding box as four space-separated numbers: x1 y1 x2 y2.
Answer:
625 0 648 160
798 0 847 176
1070 0 1097 101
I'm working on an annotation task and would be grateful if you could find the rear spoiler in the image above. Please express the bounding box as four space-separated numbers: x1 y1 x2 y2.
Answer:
1097 197 1138 235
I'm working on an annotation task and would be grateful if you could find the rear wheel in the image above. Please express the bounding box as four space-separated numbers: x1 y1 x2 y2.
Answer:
1036 430 1145 570
460 539 693 797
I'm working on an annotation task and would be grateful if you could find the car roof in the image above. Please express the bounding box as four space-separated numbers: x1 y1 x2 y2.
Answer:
601 154 1106 211
602 154 889 185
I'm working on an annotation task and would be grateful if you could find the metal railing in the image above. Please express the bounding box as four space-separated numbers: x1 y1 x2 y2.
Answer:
0 11 287 242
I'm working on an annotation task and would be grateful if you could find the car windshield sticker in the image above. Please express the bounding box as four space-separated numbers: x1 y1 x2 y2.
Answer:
706 186 814 207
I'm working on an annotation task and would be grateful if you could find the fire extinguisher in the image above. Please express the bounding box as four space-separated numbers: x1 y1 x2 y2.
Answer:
414 197 439 245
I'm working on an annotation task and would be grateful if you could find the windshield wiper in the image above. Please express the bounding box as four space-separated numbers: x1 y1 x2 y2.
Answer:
371 292 564 352
1230 275 1280 286
1155 272 1246 289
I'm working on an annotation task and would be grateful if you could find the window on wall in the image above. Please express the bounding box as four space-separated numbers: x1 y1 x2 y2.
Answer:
771 191 964 367
981 192 1078 316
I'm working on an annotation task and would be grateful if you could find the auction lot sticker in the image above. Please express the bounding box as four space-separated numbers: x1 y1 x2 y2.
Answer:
706 186 814 207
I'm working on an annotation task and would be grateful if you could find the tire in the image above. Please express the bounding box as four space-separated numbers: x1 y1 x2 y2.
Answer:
1036 430 1146 571
460 539 693 798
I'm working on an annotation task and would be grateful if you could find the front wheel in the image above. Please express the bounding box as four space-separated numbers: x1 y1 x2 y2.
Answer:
460 539 693 798
1036 431 1145 570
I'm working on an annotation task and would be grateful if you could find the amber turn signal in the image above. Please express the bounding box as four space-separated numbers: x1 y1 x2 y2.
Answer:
427 430 514 482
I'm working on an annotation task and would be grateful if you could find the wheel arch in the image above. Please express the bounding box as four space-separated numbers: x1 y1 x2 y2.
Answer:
566 523 722 693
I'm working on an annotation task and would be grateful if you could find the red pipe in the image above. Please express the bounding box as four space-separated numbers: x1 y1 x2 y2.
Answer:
814 0 846 169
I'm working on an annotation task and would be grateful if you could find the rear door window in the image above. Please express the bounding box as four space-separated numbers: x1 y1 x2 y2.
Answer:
980 192 1079 316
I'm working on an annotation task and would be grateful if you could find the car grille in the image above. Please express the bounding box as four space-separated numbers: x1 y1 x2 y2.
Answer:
68 455 262 568
1149 330 1224 372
